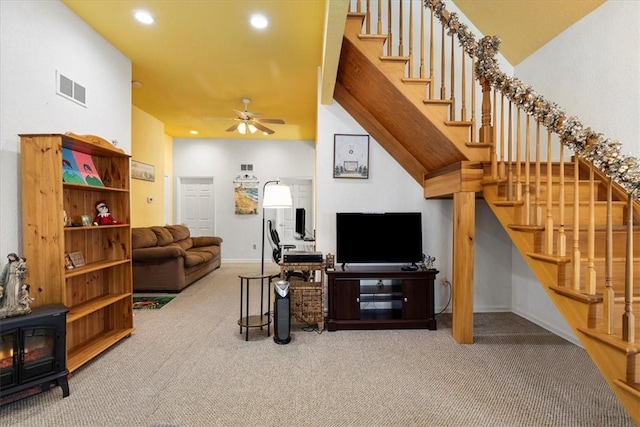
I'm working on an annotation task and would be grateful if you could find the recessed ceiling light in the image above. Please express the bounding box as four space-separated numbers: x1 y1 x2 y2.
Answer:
189 130 199 135
250 14 268 29
133 9 154 25
131 80 143 89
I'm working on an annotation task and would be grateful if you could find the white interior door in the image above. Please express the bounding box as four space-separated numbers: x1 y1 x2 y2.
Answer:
177 176 215 236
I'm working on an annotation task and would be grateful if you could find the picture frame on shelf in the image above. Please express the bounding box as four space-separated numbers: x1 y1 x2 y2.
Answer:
131 160 155 182
64 253 75 270
80 214 92 227
67 251 85 268
333 134 369 179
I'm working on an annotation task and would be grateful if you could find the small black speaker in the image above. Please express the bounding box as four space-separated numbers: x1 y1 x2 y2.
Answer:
273 280 291 344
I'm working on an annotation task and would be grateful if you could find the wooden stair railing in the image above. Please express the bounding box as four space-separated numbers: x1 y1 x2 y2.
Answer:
343 0 639 421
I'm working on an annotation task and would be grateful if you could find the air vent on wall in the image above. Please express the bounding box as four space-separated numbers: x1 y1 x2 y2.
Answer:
56 70 87 107
241 164 253 171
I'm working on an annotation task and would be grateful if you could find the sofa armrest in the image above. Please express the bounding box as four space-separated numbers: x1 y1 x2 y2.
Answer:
192 236 223 247
132 246 186 262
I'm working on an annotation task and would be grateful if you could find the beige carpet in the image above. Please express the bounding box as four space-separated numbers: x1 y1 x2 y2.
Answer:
0 263 633 426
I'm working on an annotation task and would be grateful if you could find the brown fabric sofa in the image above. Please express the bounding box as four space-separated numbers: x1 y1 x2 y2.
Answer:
131 225 222 292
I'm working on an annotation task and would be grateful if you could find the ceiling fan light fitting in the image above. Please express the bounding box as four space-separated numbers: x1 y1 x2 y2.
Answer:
248 124 257 134
237 122 247 134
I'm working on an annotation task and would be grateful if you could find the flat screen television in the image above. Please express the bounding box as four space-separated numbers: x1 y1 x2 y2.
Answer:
336 212 423 267
295 208 306 239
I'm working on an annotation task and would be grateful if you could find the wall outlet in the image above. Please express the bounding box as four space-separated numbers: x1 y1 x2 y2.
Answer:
441 277 449 287
252 244 257 250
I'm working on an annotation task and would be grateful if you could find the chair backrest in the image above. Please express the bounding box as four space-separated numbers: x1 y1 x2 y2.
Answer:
267 220 281 263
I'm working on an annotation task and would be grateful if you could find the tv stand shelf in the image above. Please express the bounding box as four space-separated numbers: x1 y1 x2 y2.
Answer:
327 266 438 331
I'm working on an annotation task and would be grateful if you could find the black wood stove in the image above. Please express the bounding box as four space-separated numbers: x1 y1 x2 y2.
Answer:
0 304 69 405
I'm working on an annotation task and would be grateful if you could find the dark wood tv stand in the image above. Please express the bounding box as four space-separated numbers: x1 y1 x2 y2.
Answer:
326 266 438 331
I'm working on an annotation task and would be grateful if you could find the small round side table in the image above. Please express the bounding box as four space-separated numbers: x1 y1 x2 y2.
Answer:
237 272 275 341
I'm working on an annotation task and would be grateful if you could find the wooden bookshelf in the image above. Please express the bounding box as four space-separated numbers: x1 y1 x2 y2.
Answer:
20 133 134 373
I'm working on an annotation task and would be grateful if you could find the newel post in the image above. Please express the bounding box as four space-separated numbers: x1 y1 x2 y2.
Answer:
479 76 493 143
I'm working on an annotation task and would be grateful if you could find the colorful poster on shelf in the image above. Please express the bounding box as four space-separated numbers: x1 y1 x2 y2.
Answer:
72 151 104 187
62 148 86 184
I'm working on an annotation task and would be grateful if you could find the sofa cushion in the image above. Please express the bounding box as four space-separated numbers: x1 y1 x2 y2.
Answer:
166 225 191 242
175 238 194 251
184 252 211 267
132 228 158 249
151 226 175 246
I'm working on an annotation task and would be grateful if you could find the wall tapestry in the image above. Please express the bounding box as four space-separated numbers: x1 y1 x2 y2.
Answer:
234 175 259 215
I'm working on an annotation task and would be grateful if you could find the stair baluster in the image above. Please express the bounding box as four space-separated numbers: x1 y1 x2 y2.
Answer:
605 178 614 334
545 128 554 254
586 162 596 294
623 193 636 343
572 156 581 290
557 138 566 257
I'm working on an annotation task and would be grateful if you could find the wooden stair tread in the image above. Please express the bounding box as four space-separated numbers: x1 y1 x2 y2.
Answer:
358 34 386 41
423 99 452 106
493 200 524 207
549 285 602 303
465 142 492 148
577 327 640 354
401 77 432 85
615 379 640 398
380 56 410 62
509 224 544 232
527 252 571 264
445 120 473 127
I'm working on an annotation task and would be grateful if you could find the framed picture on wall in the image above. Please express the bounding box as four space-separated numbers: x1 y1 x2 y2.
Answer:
333 134 369 179
131 160 155 182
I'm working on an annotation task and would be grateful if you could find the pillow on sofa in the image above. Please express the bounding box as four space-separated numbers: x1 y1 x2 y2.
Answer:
132 228 158 249
151 226 175 246
166 225 191 241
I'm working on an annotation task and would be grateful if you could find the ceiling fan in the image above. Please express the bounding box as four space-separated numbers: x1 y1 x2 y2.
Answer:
225 98 285 135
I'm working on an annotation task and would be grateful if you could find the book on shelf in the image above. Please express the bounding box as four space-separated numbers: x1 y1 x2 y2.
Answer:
72 151 104 187
62 148 86 185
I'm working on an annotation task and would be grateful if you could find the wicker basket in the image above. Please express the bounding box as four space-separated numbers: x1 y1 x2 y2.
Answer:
290 281 323 325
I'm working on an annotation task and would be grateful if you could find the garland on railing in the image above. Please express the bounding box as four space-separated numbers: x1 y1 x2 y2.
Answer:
425 0 640 195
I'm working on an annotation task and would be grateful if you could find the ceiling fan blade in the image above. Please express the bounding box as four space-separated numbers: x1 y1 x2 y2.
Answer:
251 121 275 135
257 118 285 125
225 123 240 132
234 109 250 120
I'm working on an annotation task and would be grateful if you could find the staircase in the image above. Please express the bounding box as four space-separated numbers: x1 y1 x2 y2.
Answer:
337 1 639 422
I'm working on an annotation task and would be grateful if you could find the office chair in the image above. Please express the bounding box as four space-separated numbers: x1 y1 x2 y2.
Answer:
267 220 308 281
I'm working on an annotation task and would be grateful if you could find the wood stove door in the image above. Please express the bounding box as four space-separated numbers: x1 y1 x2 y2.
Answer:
0 328 19 389
20 327 57 384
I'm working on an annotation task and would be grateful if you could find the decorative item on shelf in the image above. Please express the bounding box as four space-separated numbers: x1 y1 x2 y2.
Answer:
93 200 119 225
233 174 259 215
64 253 74 270
333 134 369 179
67 252 85 268
63 210 68 227
0 253 32 318
325 253 335 271
61 148 86 185
80 214 92 227
72 151 104 187
422 255 436 270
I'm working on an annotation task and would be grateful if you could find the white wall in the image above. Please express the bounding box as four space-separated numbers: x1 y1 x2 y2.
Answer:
0 0 131 257
516 1 640 158
172 138 315 262
316 100 513 313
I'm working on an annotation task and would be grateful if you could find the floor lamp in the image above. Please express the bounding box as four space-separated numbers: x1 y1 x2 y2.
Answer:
261 180 292 275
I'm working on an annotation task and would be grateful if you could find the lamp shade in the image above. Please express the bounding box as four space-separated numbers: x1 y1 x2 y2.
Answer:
263 184 292 209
